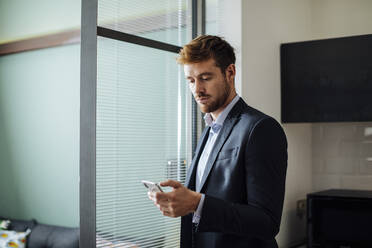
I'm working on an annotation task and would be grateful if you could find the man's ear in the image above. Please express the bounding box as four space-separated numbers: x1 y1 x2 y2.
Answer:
225 64 236 83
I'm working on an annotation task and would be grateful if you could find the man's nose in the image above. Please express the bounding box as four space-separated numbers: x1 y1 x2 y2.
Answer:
194 80 204 94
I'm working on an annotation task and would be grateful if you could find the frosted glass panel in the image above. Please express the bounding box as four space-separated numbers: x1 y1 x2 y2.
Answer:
96 36 189 247
98 0 188 46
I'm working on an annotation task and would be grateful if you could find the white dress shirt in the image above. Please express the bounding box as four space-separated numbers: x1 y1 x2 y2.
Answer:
192 95 240 223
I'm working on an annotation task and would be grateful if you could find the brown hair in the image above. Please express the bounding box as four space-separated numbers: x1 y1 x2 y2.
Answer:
177 35 236 74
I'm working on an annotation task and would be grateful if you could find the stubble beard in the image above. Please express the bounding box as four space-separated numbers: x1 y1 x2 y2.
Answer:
198 79 231 114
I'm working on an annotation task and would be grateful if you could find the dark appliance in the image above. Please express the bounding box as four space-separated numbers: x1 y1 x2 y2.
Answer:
281 34 372 123
307 189 372 248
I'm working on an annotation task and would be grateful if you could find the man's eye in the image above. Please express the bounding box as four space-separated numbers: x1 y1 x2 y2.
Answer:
201 77 210 81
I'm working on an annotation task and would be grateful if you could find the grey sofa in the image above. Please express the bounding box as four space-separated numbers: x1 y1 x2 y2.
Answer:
1 216 79 248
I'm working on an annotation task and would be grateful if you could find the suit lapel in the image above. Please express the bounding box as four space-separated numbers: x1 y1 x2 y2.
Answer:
185 126 210 189
196 99 244 192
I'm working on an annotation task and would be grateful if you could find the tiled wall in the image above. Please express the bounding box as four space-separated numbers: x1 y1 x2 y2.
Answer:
312 122 372 192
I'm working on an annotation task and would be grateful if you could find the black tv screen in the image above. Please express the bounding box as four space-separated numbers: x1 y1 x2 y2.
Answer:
281 34 372 123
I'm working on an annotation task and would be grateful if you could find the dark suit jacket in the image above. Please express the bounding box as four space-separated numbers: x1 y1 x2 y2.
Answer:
181 98 288 248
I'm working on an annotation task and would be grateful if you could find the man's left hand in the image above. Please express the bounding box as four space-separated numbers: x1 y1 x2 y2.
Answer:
147 179 202 218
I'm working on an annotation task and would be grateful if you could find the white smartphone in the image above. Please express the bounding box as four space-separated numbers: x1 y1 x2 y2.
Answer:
141 180 163 192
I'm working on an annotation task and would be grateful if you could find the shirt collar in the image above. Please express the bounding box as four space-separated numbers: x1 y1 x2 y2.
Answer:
204 95 240 133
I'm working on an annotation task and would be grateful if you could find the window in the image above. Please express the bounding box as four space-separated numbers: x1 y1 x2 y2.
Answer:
96 37 189 248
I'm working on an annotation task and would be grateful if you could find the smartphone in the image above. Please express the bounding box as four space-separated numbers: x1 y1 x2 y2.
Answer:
141 180 163 192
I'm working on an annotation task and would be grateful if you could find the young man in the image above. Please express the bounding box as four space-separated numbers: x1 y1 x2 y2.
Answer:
148 35 288 248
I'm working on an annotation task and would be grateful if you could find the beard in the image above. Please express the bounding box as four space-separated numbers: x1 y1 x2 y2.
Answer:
197 78 231 114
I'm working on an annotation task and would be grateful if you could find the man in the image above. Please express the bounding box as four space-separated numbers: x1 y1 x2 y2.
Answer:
148 35 288 248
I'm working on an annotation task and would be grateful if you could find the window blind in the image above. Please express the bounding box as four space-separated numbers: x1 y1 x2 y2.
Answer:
98 0 187 46
96 1 190 247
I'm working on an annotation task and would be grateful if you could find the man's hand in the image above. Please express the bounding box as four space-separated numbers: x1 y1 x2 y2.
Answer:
147 179 202 218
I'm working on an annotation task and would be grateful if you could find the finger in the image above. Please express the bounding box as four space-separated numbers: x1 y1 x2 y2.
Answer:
154 192 170 202
160 179 182 188
162 210 171 217
159 204 173 216
162 210 177 218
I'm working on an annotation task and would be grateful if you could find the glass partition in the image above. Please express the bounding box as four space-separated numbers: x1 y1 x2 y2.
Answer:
94 0 190 247
96 36 189 247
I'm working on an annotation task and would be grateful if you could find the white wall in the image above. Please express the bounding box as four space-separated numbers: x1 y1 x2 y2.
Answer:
241 1 313 247
311 0 372 39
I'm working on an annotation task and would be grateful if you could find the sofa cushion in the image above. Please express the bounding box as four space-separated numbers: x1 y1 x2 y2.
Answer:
0 229 31 248
28 223 79 248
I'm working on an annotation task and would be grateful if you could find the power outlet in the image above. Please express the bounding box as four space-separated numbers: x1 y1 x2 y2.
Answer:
296 199 306 219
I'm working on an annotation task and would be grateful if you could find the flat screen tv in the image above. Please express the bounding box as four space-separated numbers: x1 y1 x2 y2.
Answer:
280 34 372 123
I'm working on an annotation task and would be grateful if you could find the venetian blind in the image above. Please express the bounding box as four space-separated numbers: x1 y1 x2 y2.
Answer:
96 1 191 247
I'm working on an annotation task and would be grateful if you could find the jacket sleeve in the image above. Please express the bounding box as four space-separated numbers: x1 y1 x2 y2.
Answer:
196 117 288 240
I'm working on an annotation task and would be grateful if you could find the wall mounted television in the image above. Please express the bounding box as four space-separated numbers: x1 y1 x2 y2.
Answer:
280 34 372 123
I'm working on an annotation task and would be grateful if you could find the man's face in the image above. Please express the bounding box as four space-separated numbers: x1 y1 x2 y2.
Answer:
184 59 234 115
